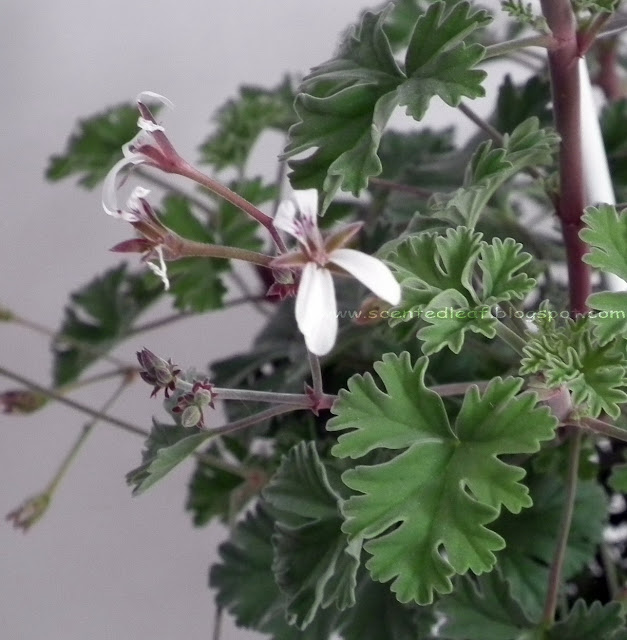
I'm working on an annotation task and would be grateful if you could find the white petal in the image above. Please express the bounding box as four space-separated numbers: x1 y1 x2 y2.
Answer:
295 263 338 356
122 130 154 159
102 157 141 221
292 189 319 225
146 246 170 290
136 91 175 110
274 199 298 238
126 186 151 214
579 58 615 207
329 248 401 305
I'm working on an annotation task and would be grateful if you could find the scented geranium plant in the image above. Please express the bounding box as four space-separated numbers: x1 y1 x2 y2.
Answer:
5 0 627 637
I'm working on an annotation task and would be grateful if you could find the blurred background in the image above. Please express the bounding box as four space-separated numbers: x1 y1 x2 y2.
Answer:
0 2 523 638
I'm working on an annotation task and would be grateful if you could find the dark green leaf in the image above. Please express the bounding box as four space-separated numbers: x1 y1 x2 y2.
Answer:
199 77 296 171
53 264 162 386
46 102 157 188
126 421 211 495
547 600 626 640
437 570 534 640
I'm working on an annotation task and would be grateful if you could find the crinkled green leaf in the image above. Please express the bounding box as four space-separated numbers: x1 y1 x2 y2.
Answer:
581 205 627 281
572 0 621 13
479 237 535 304
185 446 246 526
494 74 552 134
521 318 627 419
437 570 534 640
581 206 627 342
53 264 162 386
284 7 403 204
431 118 558 227
417 289 497 355
388 226 482 318
547 600 627 640
126 421 210 495
210 505 338 639
263 442 360 629
493 473 607 619
328 352 556 604
398 1 491 120
46 102 158 188
284 2 491 204
500 1 548 31
199 76 296 171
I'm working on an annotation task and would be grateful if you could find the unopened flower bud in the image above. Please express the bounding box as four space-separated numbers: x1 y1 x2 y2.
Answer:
1 389 48 414
6 493 50 532
181 405 202 428
136 348 180 398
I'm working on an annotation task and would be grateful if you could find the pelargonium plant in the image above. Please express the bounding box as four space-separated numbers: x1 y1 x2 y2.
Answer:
5 0 627 638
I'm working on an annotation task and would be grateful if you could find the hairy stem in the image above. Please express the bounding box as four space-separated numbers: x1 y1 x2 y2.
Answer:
175 161 287 253
170 236 273 268
578 416 627 442
483 34 555 60
541 0 591 315
495 320 527 355
542 429 582 626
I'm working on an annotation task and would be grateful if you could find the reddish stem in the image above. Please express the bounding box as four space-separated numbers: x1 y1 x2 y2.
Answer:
595 38 623 101
541 0 590 315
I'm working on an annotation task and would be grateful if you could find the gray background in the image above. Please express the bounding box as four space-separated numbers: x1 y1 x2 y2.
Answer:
1 2 518 639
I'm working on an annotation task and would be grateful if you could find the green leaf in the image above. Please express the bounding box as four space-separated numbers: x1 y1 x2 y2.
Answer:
283 2 491 203
210 505 338 639
263 442 360 629
185 446 246 526
493 473 608 619
284 7 404 203
199 77 296 171
436 570 534 640
159 195 227 311
398 1 491 120
417 289 497 355
601 99 627 202
608 461 627 493
494 74 552 134
581 205 627 281
46 102 157 188
53 264 162 386
328 352 556 604
388 226 483 319
520 318 627 419
547 600 627 640
479 237 535 304
126 421 211 495
431 118 558 228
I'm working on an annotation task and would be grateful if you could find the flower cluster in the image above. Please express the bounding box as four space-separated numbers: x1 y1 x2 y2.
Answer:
171 379 216 429
102 95 402 357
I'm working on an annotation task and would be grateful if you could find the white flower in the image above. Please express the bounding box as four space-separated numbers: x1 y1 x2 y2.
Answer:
272 189 401 355
102 91 177 218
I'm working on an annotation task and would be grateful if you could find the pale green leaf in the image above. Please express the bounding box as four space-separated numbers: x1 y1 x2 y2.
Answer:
328 352 556 604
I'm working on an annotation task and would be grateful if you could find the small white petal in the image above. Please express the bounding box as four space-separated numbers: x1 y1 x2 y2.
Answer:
136 91 175 110
295 263 338 356
126 186 151 214
138 117 165 133
329 248 401 305
274 199 298 238
102 156 141 221
146 246 170 290
292 189 319 224
122 130 154 159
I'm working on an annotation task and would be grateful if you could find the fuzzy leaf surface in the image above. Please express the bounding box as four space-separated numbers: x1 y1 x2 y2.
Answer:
493 473 607 619
126 421 210 495
436 570 533 640
328 352 556 604
263 442 360 629
53 264 162 386
46 102 158 188
284 2 491 202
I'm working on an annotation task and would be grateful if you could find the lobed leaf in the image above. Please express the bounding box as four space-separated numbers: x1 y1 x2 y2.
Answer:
328 352 556 604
